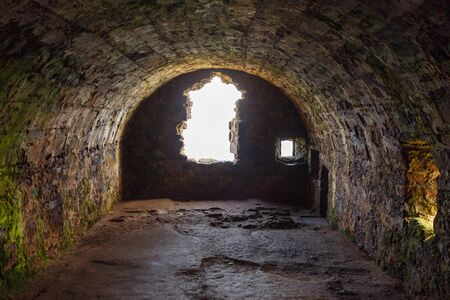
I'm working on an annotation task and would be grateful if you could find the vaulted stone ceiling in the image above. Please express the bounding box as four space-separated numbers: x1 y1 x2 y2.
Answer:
0 0 448 297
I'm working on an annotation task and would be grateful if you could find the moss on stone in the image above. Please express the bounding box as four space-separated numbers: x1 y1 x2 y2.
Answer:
0 57 66 292
61 219 75 250
339 227 356 243
0 1 448 297
371 215 449 297
36 218 46 260
405 217 435 242
60 173 117 251
0 167 29 294
326 209 357 243
0 133 26 166
375 229 403 276
61 178 105 250
77 178 101 231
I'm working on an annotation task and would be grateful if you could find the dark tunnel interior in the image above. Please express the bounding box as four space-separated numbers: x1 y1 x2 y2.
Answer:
0 0 448 298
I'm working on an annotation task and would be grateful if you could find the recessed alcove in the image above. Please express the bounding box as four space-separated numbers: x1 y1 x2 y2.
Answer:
275 137 308 165
402 140 440 239
121 69 313 207
281 140 294 157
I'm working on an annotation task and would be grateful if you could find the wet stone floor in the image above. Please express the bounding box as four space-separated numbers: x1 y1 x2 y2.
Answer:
19 199 406 299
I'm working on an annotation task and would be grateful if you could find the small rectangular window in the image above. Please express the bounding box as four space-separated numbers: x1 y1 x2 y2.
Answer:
275 137 308 165
280 140 294 157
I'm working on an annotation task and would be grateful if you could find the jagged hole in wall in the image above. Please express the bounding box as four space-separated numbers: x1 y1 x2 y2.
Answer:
180 75 242 163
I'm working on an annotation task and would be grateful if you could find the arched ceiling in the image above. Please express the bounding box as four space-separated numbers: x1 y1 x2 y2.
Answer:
2 0 447 153
0 1 448 295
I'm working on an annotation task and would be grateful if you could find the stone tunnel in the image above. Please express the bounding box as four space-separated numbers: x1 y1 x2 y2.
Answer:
0 0 449 298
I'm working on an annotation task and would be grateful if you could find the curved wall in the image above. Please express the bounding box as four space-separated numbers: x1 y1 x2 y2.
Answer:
0 0 448 296
121 69 311 205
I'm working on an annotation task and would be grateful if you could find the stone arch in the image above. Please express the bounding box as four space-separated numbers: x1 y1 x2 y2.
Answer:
120 68 313 203
0 0 448 296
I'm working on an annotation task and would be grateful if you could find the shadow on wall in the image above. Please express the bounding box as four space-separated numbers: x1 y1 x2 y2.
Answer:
120 69 314 208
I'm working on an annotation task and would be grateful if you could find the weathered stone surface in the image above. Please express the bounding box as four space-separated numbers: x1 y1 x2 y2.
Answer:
0 0 448 297
122 69 311 205
403 141 440 221
14 199 407 299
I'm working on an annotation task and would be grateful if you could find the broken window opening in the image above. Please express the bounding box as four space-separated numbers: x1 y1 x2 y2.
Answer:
179 74 243 164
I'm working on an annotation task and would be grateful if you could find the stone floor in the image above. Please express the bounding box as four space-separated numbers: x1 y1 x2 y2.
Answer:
18 199 406 299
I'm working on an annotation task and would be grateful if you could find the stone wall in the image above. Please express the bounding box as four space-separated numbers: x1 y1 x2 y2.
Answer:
121 69 311 205
0 0 448 297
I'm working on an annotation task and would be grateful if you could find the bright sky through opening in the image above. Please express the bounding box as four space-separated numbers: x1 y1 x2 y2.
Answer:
281 140 294 157
182 76 242 162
